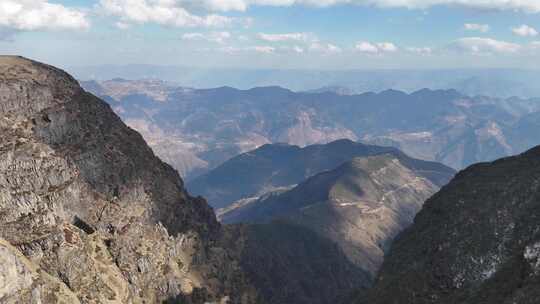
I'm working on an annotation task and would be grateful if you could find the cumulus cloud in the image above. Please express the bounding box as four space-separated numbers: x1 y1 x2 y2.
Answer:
217 45 276 54
182 31 232 43
449 37 521 54
512 24 538 37
215 44 343 55
464 23 489 33
355 41 397 54
0 0 89 31
98 0 235 28
256 32 341 54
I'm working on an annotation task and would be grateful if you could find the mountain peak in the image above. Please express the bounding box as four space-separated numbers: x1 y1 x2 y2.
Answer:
0 55 75 84
0 56 81 116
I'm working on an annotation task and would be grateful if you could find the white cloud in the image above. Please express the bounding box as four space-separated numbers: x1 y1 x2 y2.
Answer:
377 42 398 52
172 0 540 13
355 41 398 54
214 44 337 55
449 37 521 54
182 31 232 43
512 24 538 37
464 23 490 33
0 0 89 31
217 45 276 54
257 32 313 42
257 32 342 54
309 42 342 54
98 0 235 28
291 45 305 53
355 41 379 53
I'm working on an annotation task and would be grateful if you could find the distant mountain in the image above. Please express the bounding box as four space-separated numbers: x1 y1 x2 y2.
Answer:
72 65 540 98
188 139 453 209
82 79 540 180
305 85 355 95
360 145 540 304
218 153 454 277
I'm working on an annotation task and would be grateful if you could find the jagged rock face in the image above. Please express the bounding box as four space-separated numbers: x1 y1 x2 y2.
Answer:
360 146 540 304
220 155 454 277
0 56 256 303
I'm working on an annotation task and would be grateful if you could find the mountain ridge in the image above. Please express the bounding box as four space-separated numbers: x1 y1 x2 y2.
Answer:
189 139 455 209
83 79 540 180
359 144 540 304
218 152 454 276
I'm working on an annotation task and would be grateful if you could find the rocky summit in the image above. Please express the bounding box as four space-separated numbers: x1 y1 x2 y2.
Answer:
0 56 257 303
360 145 540 304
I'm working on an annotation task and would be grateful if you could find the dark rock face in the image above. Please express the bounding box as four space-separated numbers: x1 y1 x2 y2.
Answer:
360 146 540 304
222 222 371 304
0 56 257 303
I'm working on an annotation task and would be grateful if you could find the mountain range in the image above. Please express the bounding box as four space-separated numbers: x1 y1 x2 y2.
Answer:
81 79 540 180
72 65 540 98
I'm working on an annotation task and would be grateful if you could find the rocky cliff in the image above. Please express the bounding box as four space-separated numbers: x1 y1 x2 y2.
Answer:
360 145 540 304
0 56 257 303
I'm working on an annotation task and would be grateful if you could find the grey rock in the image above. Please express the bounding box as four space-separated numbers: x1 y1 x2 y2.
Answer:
0 56 257 303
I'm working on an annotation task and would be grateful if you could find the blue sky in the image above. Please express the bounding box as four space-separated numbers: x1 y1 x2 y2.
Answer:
2 0 540 69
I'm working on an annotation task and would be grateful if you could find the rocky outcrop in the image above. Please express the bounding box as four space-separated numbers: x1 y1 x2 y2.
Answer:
360 145 540 304
0 56 257 303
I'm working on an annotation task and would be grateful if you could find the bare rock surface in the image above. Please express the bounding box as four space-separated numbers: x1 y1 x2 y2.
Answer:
360 145 540 304
0 56 257 303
